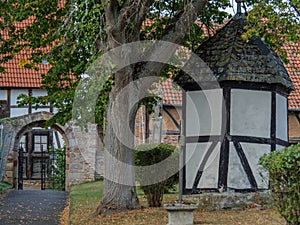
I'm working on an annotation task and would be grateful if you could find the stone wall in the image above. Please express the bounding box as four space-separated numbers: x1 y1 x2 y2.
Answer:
184 191 271 210
67 123 100 185
162 134 180 146
0 112 103 190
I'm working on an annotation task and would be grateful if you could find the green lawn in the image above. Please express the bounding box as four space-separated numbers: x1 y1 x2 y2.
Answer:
69 180 285 225
69 180 103 224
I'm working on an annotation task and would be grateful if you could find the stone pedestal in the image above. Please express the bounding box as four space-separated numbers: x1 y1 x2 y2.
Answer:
164 203 198 225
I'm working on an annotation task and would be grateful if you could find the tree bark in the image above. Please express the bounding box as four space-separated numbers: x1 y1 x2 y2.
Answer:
97 70 141 214
97 0 208 214
96 106 140 214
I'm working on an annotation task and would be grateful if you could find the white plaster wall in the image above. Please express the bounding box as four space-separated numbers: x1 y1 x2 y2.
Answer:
228 142 251 189
241 143 270 189
276 94 288 141
198 143 220 189
32 108 51 113
0 90 7 100
32 89 47 97
32 89 50 109
10 108 28 117
186 89 223 136
276 145 285 151
185 142 220 189
230 89 271 138
10 89 28 105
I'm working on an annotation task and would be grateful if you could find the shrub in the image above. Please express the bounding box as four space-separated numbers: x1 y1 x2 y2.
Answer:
259 144 300 225
48 146 66 190
135 143 179 207
0 181 12 193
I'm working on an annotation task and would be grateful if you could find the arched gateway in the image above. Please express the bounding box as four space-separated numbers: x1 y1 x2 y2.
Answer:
0 111 101 190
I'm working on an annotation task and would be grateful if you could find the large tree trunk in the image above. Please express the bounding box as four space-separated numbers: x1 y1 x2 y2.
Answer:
97 71 141 214
96 0 208 214
96 122 140 214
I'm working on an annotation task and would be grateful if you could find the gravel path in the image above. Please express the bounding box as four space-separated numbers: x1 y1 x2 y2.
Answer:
0 190 68 225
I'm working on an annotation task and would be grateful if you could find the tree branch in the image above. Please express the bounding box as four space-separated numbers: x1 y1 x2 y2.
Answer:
116 0 154 42
161 0 208 44
136 0 155 28
139 0 208 79
102 0 121 47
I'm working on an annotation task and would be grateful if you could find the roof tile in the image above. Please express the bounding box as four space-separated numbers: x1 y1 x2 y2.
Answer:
286 41 300 109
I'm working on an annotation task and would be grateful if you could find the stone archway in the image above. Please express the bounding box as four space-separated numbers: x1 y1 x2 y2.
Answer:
0 111 101 191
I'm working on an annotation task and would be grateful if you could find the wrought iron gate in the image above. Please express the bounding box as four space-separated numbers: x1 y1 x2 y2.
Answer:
41 144 46 190
18 130 66 191
18 145 24 190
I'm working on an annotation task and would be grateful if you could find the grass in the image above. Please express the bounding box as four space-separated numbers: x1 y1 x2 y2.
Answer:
69 180 103 224
69 180 285 225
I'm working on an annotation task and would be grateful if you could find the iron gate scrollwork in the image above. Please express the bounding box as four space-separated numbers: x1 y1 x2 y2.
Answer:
41 144 46 190
18 144 24 190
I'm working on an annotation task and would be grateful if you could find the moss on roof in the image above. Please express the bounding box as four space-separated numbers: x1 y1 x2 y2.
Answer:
176 14 294 90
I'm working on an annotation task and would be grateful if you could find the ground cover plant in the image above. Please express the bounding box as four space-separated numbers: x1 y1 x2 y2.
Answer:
68 180 285 225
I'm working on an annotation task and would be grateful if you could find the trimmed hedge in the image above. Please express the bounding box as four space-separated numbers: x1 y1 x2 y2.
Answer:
259 144 300 225
135 143 179 207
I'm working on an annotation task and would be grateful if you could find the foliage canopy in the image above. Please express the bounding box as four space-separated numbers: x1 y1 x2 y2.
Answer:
0 0 298 129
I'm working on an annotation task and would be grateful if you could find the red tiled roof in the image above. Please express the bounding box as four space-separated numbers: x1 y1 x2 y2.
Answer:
0 16 51 88
161 79 182 106
0 49 50 88
285 42 300 109
0 2 66 88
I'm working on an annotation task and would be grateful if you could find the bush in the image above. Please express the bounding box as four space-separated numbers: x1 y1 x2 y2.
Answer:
0 181 12 193
135 143 179 207
48 146 66 190
259 144 300 225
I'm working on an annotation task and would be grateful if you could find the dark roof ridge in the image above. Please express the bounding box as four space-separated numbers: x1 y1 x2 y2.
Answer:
221 14 247 80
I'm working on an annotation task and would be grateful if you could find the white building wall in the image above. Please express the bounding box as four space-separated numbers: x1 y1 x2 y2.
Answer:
230 89 271 138
0 90 7 100
186 89 223 136
276 93 288 141
10 108 29 117
185 142 220 189
10 89 28 105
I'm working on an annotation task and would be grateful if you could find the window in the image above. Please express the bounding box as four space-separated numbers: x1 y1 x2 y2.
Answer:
33 135 48 152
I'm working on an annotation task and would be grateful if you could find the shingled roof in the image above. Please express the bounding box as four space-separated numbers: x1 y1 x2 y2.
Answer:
176 14 295 91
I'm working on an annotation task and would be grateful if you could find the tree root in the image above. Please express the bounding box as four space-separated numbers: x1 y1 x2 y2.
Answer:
88 202 141 217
